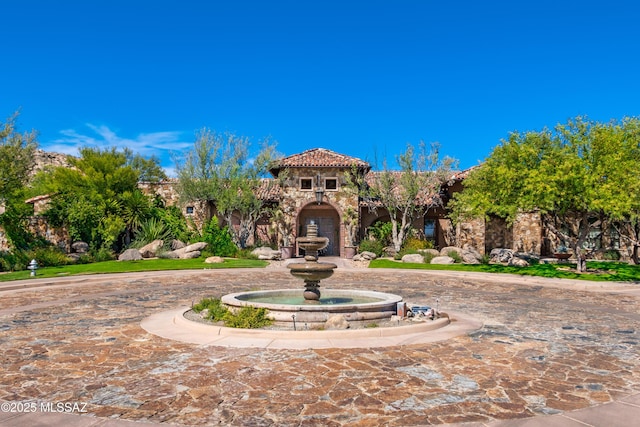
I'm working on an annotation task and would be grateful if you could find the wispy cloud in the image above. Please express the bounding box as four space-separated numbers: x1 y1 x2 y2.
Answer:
43 124 193 176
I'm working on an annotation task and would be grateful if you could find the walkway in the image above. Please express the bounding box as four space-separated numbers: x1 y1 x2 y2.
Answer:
1 263 640 426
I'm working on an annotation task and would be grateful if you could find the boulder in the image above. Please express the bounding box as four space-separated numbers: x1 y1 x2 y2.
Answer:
180 251 201 259
355 251 377 261
509 256 530 267
490 248 513 264
71 241 89 254
325 314 349 330
461 246 483 264
402 253 425 263
172 242 208 258
205 256 224 264
251 246 281 260
182 242 208 253
171 239 186 250
418 248 440 258
440 246 462 257
118 248 143 261
514 252 540 264
159 251 179 259
430 256 455 264
139 239 164 258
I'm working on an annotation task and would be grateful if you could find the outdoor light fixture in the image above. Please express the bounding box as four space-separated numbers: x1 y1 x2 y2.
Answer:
314 173 324 204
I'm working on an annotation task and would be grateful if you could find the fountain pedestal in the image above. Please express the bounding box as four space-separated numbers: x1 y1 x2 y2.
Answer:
288 222 337 302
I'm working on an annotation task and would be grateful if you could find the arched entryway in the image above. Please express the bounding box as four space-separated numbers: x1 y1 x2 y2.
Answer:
297 202 340 256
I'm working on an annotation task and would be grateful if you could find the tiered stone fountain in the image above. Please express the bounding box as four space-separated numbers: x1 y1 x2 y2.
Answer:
222 222 402 328
287 221 337 302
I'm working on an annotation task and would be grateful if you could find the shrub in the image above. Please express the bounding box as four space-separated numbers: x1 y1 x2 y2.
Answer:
192 297 273 328
603 249 621 261
423 252 436 264
447 250 462 263
131 217 171 248
394 248 420 260
359 239 384 257
403 236 433 251
368 221 393 246
28 246 69 267
223 306 273 329
193 297 229 321
235 248 259 260
0 250 29 272
202 217 238 257
91 247 115 262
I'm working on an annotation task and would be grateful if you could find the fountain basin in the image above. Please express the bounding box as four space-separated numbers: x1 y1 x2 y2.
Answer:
221 289 403 327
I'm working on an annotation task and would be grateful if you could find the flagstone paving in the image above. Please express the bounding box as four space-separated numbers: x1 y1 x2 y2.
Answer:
1 266 640 426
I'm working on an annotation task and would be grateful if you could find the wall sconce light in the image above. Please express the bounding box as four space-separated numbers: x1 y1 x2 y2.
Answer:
314 173 324 205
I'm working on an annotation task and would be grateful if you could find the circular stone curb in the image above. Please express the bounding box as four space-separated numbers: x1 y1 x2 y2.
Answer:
140 307 484 349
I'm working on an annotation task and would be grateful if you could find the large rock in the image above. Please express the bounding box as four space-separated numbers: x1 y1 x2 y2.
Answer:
139 239 163 258
251 246 281 260
205 256 224 264
170 242 208 259
71 241 89 254
461 246 483 264
514 252 540 264
353 251 377 261
182 242 208 253
430 256 455 264
402 253 425 263
418 248 440 258
118 248 143 261
180 251 201 259
325 314 349 330
509 256 530 267
440 246 462 257
490 248 513 264
171 239 186 250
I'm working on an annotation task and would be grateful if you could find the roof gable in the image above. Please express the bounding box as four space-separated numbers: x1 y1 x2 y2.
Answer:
273 148 370 170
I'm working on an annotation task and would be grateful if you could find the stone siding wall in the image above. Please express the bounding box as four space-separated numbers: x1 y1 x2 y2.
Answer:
28 216 71 252
456 217 485 254
485 216 511 252
512 211 542 254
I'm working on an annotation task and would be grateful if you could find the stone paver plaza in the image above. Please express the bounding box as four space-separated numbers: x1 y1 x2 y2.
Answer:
1 262 640 426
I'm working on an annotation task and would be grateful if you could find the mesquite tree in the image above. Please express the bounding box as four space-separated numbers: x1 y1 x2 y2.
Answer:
450 116 640 272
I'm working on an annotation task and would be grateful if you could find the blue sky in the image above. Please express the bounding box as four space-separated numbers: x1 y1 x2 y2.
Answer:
3 1 640 175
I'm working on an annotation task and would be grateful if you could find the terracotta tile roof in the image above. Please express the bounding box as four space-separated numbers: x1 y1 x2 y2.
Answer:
256 179 282 201
274 148 370 169
449 165 479 181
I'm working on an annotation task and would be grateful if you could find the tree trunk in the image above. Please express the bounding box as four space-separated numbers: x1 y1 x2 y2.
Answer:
576 253 587 272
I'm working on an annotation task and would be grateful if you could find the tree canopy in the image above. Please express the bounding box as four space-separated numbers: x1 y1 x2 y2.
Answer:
175 128 280 249
0 111 37 203
36 147 165 250
0 112 39 250
361 141 457 252
450 116 640 270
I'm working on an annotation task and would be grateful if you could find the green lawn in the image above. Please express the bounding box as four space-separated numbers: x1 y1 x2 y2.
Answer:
0 258 268 282
369 259 640 282
3 257 639 283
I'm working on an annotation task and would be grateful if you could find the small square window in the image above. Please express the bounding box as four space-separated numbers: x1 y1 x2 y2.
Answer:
300 178 312 190
186 206 194 215
325 178 337 190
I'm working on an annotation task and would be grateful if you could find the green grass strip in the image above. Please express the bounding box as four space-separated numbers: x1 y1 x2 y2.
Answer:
0 258 268 282
369 259 640 283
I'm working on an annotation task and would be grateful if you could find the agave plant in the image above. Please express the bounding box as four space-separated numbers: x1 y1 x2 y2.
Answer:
131 217 171 248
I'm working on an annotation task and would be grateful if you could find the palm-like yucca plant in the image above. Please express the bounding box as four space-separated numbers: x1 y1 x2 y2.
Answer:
131 217 171 248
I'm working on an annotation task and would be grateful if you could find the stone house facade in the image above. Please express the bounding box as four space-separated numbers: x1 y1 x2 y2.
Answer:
1 147 632 260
